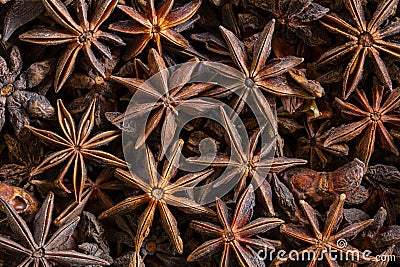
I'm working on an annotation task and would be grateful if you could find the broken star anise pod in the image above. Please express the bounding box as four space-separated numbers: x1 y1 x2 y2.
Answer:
296 119 349 169
188 108 307 215
0 46 54 138
250 0 330 46
26 98 127 203
273 194 376 266
187 184 284 267
20 0 125 92
99 139 215 261
0 192 110 266
316 0 400 99
324 81 400 165
109 0 201 60
0 133 44 185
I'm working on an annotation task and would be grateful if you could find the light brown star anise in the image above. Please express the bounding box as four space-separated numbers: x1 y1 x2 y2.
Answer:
20 0 125 92
296 120 349 169
188 108 307 215
208 19 313 129
187 185 284 267
108 48 215 148
324 81 400 165
99 139 215 258
0 192 110 266
273 194 376 266
316 0 400 99
109 0 201 60
26 98 127 203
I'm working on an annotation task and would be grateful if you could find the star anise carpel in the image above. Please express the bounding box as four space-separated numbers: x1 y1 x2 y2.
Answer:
324 81 400 165
19 0 125 92
109 0 201 61
0 192 110 266
273 194 376 266
316 0 400 99
26 98 127 203
187 184 284 267
99 139 215 257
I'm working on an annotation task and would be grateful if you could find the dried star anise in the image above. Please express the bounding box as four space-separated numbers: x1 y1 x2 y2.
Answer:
188 108 307 215
208 19 314 129
109 0 201 60
26 98 127 202
187 185 284 266
0 46 54 137
324 81 400 165
273 194 376 266
282 158 367 203
99 140 215 261
107 48 215 148
316 0 400 99
296 119 349 169
0 133 44 185
0 192 110 266
363 164 400 225
20 0 125 92
251 0 330 46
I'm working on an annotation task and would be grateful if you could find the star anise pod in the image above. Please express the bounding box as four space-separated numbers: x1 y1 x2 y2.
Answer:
208 19 313 129
26 98 127 203
109 0 201 60
296 119 349 169
324 81 400 165
250 0 330 46
0 46 54 137
188 108 307 215
187 185 284 266
20 0 125 92
99 140 215 259
0 192 110 266
316 0 400 99
273 194 376 266
363 164 400 225
107 48 215 148
0 133 44 185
